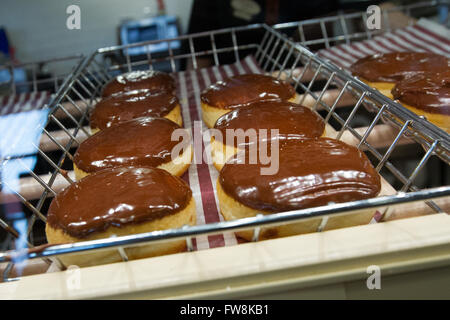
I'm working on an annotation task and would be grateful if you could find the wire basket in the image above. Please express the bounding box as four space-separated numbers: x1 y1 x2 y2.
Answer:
0 14 449 282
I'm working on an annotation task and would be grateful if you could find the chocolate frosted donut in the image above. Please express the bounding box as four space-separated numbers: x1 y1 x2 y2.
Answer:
45 166 196 267
220 137 380 211
90 89 182 132
101 70 176 97
392 71 450 114
217 137 381 240
202 74 296 108
211 100 326 170
48 167 192 238
350 52 448 83
201 74 298 128
391 71 450 132
73 117 192 179
215 101 325 141
350 52 449 98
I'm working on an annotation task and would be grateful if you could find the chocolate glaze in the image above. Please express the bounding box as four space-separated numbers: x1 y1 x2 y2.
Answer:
91 89 179 130
101 70 176 97
219 137 381 212
201 74 295 109
350 52 449 83
47 167 192 238
214 101 325 147
392 71 450 115
74 117 183 173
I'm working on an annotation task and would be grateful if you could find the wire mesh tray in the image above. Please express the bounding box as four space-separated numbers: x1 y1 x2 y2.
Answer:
0 18 449 282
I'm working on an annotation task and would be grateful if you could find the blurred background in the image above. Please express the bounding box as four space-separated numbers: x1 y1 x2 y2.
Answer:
1 0 448 79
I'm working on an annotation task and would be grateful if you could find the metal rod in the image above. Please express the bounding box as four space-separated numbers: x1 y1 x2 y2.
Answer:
336 92 367 140
210 33 219 66
375 120 413 172
312 72 336 111
231 28 240 63
188 37 197 69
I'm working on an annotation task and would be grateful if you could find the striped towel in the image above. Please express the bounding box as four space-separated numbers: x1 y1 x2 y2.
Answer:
0 91 51 116
175 55 264 250
317 18 450 69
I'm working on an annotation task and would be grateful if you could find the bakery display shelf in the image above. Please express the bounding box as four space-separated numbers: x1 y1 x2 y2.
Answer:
0 17 449 295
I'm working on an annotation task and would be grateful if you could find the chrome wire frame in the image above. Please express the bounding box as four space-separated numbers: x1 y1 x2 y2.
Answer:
0 55 84 96
0 16 449 281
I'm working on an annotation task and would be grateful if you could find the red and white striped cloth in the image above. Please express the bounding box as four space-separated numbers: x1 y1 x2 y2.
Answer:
317 19 450 69
175 55 264 250
0 91 50 116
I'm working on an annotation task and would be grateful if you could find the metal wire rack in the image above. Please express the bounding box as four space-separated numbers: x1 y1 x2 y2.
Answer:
0 12 449 282
0 55 84 96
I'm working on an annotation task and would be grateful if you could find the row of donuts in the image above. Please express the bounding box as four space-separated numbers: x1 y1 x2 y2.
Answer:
350 51 449 132
199 74 382 241
45 70 197 267
206 51 450 240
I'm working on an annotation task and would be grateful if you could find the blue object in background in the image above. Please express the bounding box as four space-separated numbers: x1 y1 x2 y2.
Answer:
438 4 449 25
0 26 27 92
0 67 27 87
0 109 49 257
0 27 10 57
120 15 180 56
